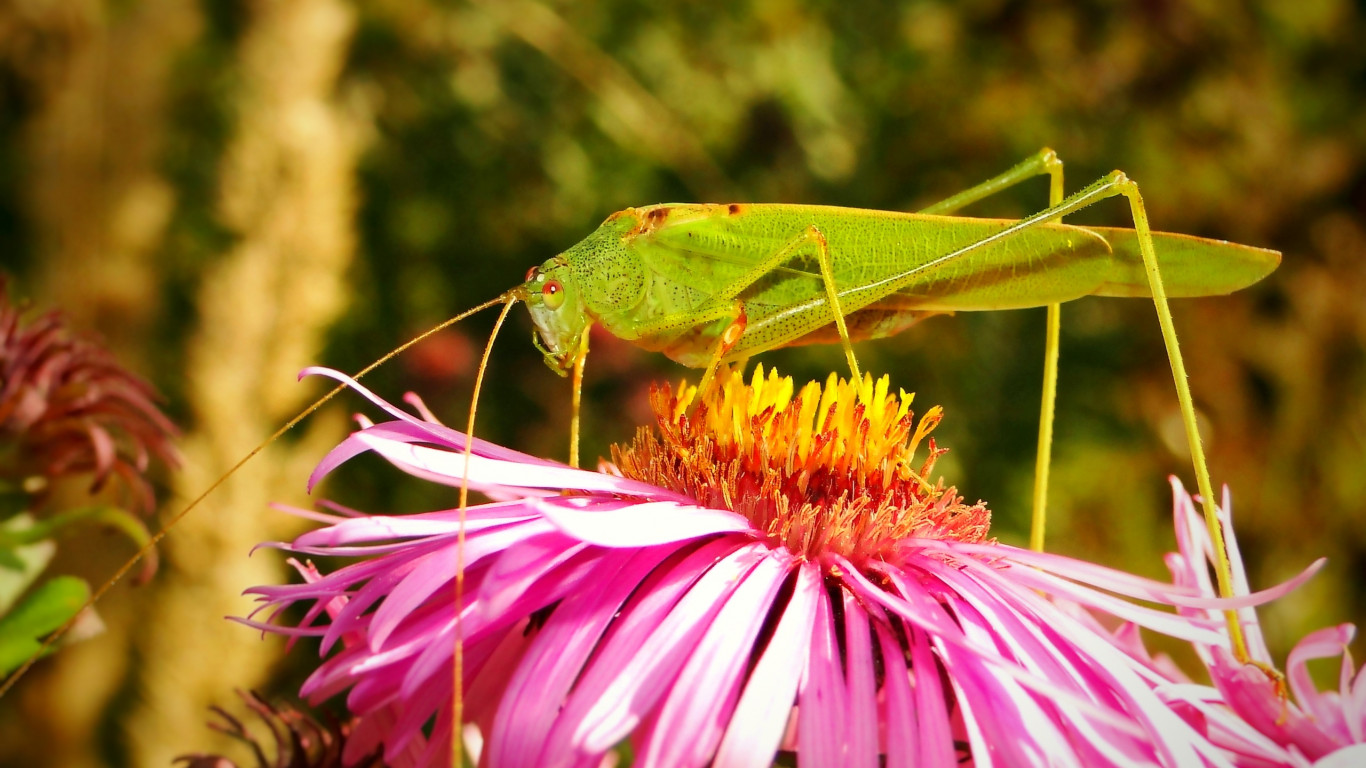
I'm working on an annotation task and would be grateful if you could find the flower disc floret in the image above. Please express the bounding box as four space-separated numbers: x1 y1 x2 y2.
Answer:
612 366 990 562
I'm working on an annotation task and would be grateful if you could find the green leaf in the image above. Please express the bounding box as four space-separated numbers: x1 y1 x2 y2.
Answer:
0 576 92 675
0 505 158 586
0 514 55 613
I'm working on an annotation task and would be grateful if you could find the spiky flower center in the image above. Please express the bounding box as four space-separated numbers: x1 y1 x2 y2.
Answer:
611 366 990 563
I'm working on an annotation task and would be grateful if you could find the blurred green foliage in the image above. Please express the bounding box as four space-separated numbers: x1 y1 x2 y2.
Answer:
1 0 1365 764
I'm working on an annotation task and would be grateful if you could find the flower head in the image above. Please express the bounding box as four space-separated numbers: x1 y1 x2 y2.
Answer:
612 369 990 562
0 282 179 511
252 366 1269 767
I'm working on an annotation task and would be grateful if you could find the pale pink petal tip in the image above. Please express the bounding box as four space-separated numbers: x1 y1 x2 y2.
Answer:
1161 478 1366 765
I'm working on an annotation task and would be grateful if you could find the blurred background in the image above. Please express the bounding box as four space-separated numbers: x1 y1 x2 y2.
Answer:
1 0 1363 765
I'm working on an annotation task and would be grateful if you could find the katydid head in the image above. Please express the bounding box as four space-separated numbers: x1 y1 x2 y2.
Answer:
521 256 589 376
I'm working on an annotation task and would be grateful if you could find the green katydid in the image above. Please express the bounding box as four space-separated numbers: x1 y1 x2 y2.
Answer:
508 149 1277 662
519 187 1275 376
0 149 1278 701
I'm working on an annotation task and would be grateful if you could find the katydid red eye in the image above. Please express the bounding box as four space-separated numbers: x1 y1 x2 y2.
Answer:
542 279 565 309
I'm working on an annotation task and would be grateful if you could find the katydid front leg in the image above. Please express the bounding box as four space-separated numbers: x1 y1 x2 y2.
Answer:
629 300 744 405
569 328 590 468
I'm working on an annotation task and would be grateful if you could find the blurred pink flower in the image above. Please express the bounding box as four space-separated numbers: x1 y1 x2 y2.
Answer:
175 689 383 768
0 281 179 511
250 367 1314 768
1159 481 1366 767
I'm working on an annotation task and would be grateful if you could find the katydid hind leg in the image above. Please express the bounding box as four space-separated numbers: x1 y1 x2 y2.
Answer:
847 171 1244 654
1112 176 1250 662
698 174 1134 368
1031 165 1065 553
921 169 1248 658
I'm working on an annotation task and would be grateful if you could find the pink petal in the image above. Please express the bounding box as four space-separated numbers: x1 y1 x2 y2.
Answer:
299 367 550 471
842 590 878 768
636 550 793 768
533 496 753 547
466 622 535 728
357 431 681 499
713 561 820 768
487 549 666 768
797 586 848 764
1288 625 1355 733
576 543 767 753
1315 744 1366 768
291 503 537 548
874 621 918 768
537 540 732 766
964 559 1226 643
908 628 956 767
945 539 1200 601
401 548 607 702
926 560 1167 765
1349 660 1366 743
473 533 586 619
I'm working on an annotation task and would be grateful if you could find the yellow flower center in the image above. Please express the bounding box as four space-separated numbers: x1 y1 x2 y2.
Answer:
611 366 991 563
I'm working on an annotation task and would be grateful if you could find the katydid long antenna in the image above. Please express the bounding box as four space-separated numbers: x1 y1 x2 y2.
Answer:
453 292 519 767
0 292 515 700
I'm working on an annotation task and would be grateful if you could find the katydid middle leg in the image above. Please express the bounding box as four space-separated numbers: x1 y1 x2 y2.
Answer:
916 148 1067 552
630 224 864 400
917 148 1064 216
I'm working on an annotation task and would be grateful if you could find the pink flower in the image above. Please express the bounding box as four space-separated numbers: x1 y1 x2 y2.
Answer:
0 280 179 512
175 690 383 768
1161 481 1366 767
250 366 1313 767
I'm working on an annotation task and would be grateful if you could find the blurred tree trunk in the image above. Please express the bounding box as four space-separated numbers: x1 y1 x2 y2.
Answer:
121 0 365 765
1 2 199 767
3 0 366 763
21 0 192 362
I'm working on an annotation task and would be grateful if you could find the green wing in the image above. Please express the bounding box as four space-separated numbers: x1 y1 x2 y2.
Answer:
602 204 1281 365
1083 226 1281 298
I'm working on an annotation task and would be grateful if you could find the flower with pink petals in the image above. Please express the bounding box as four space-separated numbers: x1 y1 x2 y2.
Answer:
0 280 179 512
1160 481 1366 767
250 366 1319 767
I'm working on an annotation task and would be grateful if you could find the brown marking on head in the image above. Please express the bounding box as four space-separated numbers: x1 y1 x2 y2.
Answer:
727 203 745 216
